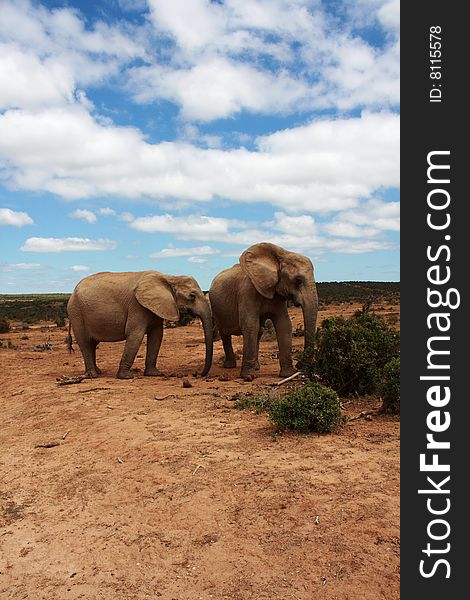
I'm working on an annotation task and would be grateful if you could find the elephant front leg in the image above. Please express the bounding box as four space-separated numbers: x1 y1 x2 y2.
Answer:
144 321 164 376
240 322 260 380
117 330 145 379
273 313 296 378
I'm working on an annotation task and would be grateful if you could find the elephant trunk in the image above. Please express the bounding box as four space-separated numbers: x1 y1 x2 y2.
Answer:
301 284 318 352
198 304 213 377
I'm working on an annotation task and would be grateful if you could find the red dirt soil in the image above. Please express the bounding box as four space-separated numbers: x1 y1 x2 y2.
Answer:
0 304 399 600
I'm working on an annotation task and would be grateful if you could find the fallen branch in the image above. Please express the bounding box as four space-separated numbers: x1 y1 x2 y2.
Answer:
78 387 111 393
35 442 60 449
348 409 380 421
56 375 85 386
155 394 176 401
192 464 204 476
270 371 302 387
62 430 71 440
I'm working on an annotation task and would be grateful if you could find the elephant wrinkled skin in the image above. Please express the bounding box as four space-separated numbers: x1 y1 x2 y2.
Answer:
67 270 213 379
209 242 318 380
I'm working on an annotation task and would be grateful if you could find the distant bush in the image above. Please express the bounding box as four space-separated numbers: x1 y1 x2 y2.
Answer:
378 357 400 414
298 308 400 396
0 297 69 325
268 382 342 434
0 318 10 333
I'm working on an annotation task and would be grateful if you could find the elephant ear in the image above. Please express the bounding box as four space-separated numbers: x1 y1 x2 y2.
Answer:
135 272 180 321
239 243 281 299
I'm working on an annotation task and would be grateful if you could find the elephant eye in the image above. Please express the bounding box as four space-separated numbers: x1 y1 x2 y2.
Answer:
189 292 196 301
295 276 303 287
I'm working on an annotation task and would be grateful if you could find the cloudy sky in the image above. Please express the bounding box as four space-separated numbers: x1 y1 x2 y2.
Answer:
0 0 399 293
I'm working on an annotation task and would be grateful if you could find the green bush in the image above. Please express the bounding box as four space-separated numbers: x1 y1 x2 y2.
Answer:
268 382 342 434
378 357 400 414
298 309 399 396
0 318 10 333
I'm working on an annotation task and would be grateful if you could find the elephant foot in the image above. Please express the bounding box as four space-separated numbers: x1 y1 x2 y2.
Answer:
95 366 102 375
84 369 100 379
279 366 297 378
223 359 237 368
144 367 162 377
116 370 134 380
240 370 255 382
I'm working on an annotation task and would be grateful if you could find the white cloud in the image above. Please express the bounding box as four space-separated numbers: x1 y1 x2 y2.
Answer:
0 262 42 272
130 57 309 121
99 207 116 216
0 0 146 112
20 237 117 252
118 211 135 222
132 0 399 120
0 108 399 212
132 214 231 236
69 208 97 223
150 245 220 258
67 264 90 272
188 256 208 263
0 207 34 226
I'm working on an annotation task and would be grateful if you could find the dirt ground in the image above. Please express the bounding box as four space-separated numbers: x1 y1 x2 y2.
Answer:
0 304 399 600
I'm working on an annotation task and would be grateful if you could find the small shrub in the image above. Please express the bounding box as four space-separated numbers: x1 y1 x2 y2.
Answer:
378 357 400 414
298 310 399 396
268 382 342 434
234 394 272 414
0 318 10 333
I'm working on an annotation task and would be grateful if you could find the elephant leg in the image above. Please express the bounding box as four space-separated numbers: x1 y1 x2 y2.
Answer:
144 321 164 376
254 328 262 370
272 312 296 378
74 330 100 378
240 321 260 380
90 339 102 375
222 334 237 368
116 329 146 379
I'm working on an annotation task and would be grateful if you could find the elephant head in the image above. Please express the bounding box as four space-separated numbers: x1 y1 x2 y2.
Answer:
135 272 213 376
240 242 318 350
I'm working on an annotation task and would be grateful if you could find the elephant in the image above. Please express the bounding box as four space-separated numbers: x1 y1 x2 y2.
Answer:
67 270 213 379
209 242 318 380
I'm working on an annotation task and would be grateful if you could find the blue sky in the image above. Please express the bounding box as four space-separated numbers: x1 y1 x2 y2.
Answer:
0 0 399 293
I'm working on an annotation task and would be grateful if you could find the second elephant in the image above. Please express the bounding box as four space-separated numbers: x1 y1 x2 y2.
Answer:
67 270 213 379
209 242 318 380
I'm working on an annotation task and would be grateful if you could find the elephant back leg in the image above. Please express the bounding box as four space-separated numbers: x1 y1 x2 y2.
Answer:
221 334 237 368
73 327 101 378
90 339 102 375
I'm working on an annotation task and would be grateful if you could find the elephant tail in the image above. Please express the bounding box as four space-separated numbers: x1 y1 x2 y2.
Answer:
66 320 74 353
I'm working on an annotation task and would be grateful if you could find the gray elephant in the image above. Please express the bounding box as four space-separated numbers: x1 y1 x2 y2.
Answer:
67 270 213 379
209 242 318 380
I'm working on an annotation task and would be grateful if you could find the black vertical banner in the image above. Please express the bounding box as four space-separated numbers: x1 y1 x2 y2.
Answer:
401 3 467 598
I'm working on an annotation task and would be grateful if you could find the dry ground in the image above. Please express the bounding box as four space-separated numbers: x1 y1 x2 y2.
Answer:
0 304 399 600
